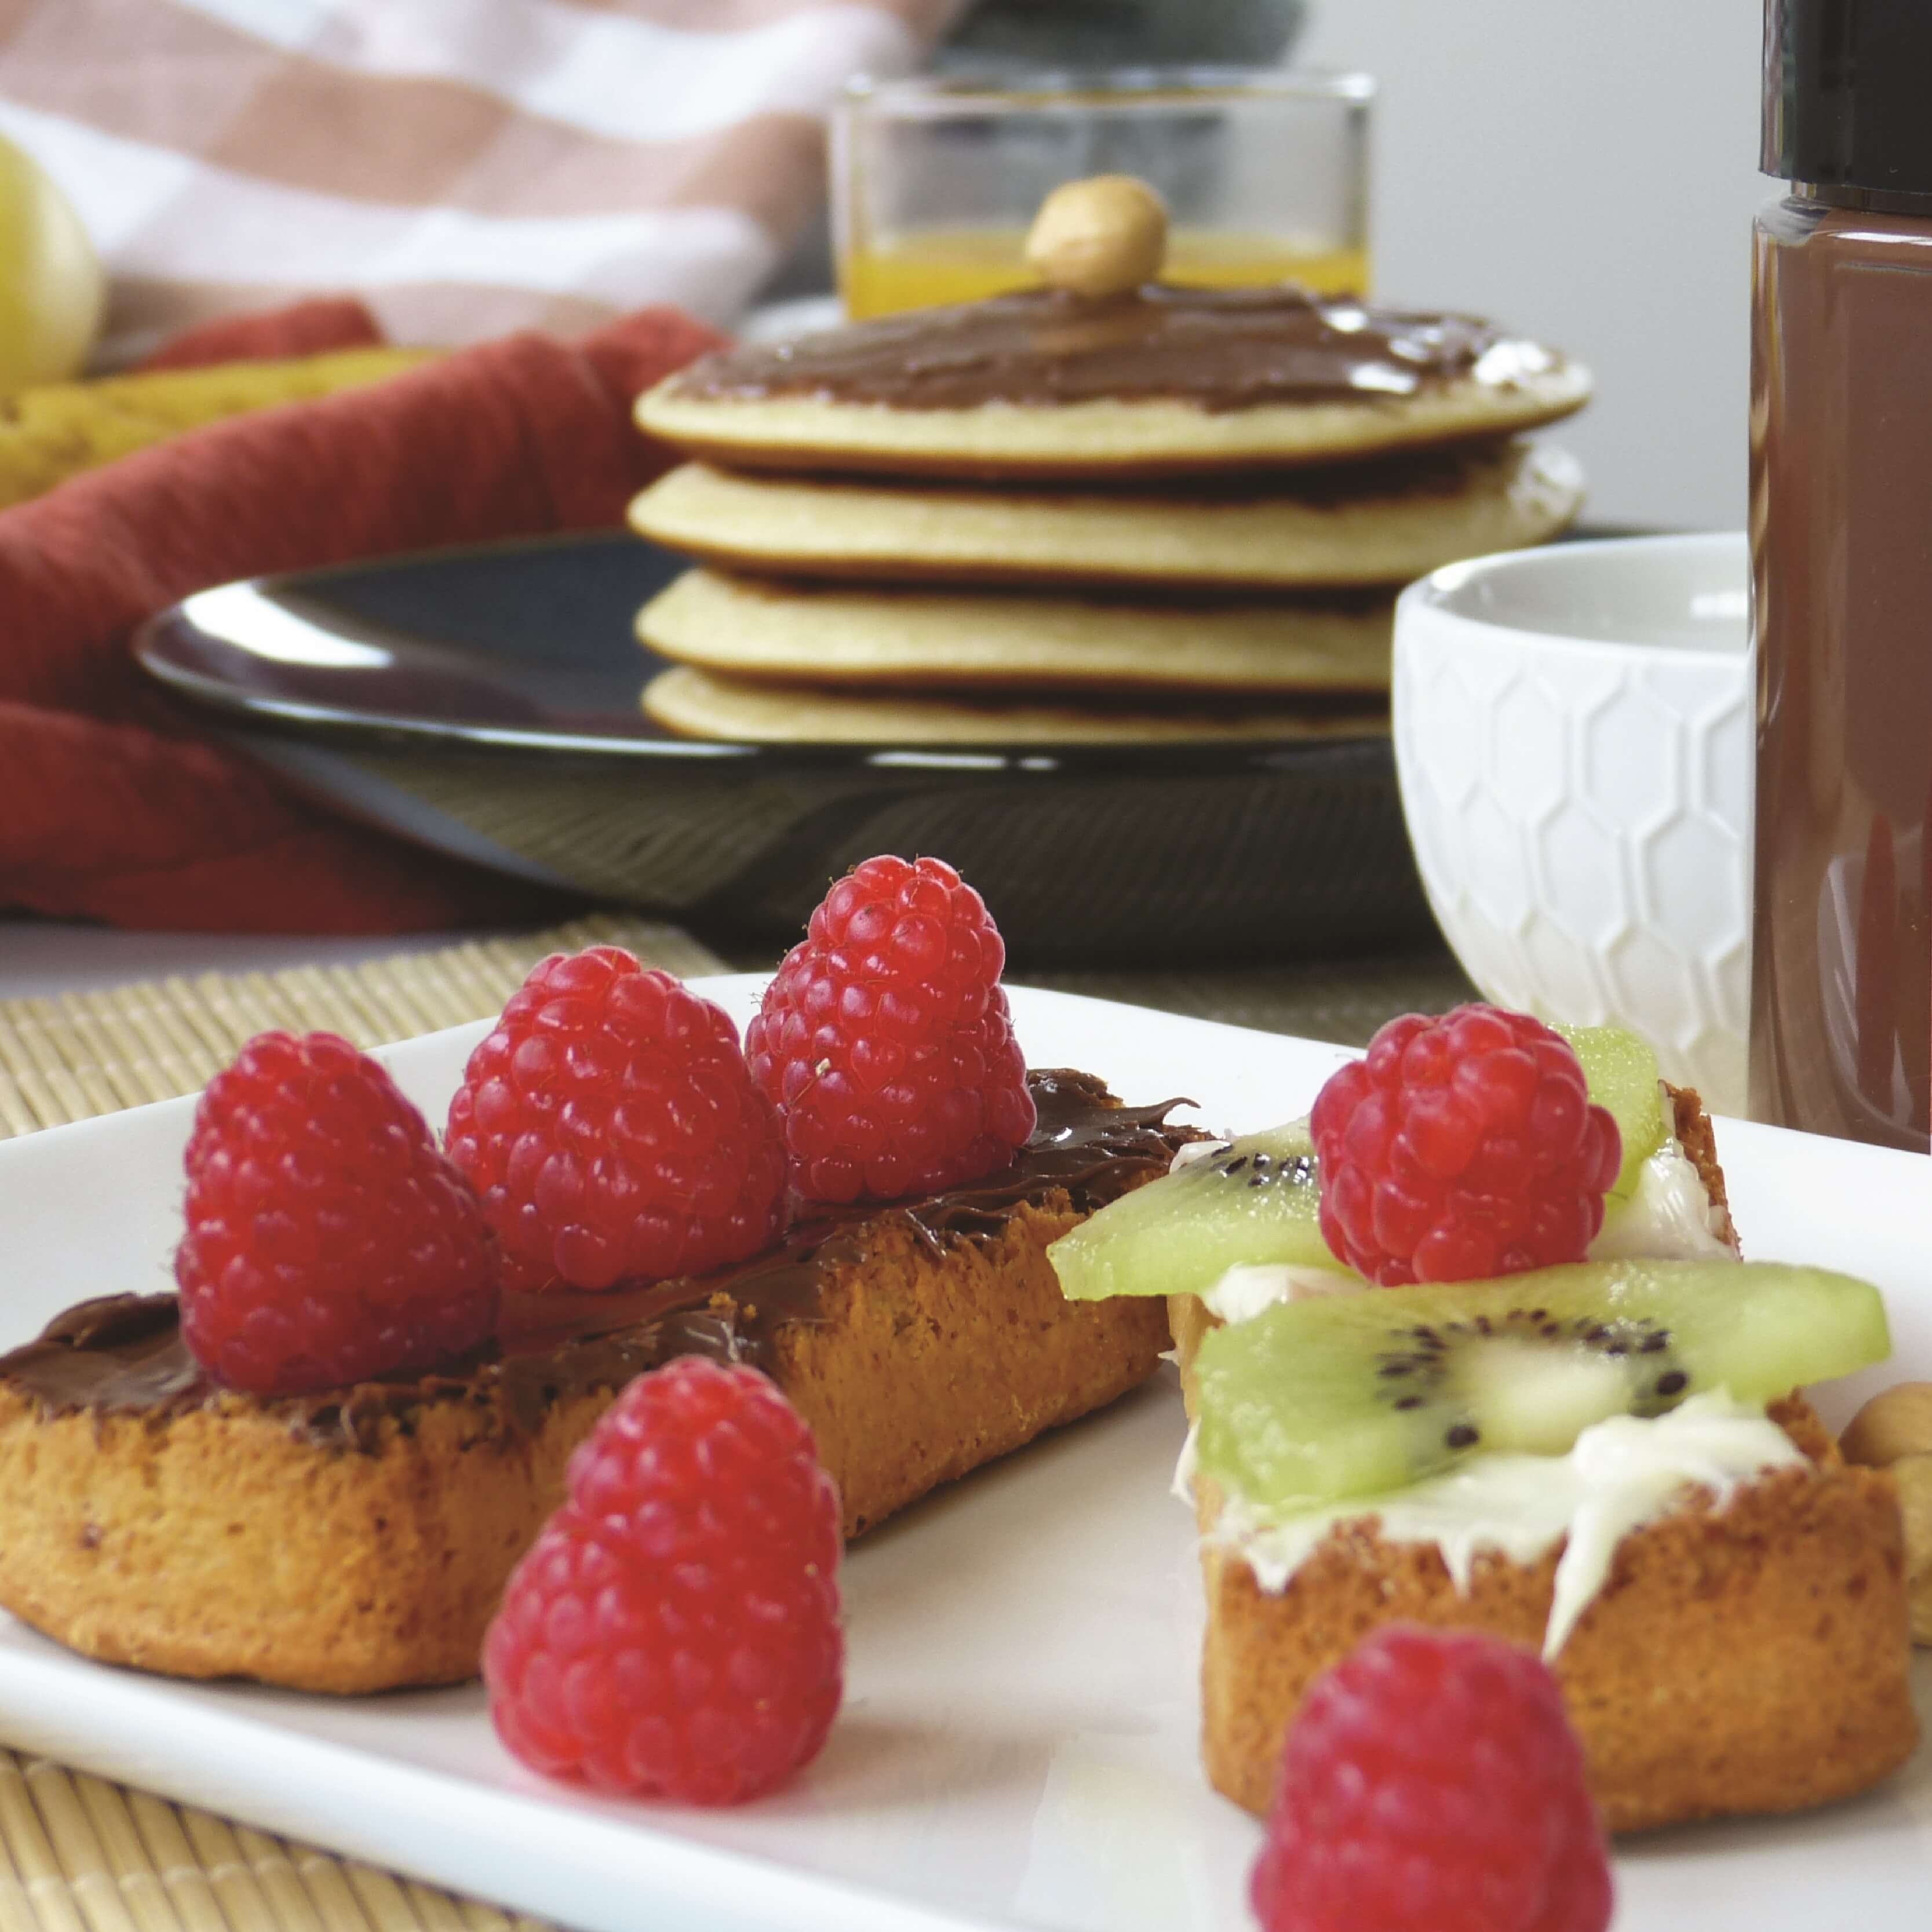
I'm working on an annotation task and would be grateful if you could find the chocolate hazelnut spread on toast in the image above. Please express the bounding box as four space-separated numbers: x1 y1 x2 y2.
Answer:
0 1071 1187 1451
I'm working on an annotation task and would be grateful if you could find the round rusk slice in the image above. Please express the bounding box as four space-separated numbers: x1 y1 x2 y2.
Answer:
641 665 1388 746
629 443 1583 590
637 570 1394 696
635 286 1591 481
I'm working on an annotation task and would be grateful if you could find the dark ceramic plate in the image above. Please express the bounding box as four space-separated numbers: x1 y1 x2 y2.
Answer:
135 530 1431 963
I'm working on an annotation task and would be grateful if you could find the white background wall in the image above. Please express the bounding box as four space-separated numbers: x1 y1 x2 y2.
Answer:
1297 0 1768 531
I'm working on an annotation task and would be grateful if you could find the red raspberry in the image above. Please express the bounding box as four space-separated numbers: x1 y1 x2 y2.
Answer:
746 855 1035 1203
1310 1004 1620 1286
483 1357 843 1805
176 1031 498 1396
446 949 787 1293
1252 1625 1613 1932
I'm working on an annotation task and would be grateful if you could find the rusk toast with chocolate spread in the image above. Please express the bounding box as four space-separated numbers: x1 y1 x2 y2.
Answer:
0 1071 1183 1694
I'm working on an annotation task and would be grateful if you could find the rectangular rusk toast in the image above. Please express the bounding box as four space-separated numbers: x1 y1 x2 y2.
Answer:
1171 1084 1920 1830
0 1070 1182 1694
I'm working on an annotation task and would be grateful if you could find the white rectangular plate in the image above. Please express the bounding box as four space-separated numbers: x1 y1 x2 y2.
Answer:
0 979 1927 1932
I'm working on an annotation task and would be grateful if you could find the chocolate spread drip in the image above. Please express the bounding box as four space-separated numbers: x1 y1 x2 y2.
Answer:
664 286 1539 414
0 1070 1187 1453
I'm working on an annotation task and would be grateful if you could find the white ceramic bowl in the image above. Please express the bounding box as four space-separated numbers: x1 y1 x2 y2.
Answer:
1392 531 1751 1113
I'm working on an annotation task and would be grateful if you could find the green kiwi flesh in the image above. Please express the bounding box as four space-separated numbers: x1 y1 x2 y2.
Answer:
1554 1023 1667 1199
1048 1121 1341 1302
1193 1258 1889 1515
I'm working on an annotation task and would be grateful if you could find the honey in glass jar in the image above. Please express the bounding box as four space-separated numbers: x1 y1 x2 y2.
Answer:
834 69 1372 320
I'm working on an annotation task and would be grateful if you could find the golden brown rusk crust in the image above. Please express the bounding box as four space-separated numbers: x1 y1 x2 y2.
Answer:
1171 1084 1919 1828
0 1072 1183 1694
1197 1399 1917 1829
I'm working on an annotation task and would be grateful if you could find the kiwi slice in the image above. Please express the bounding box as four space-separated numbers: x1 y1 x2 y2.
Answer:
1052 1025 1672 1302
1194 1257 1889 1514
1048 1122 1343 1302
1554 1023 1666 1199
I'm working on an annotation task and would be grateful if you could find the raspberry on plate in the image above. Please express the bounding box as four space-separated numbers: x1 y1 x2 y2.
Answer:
1251 1624 1613 1932
746 854 1035 1202
446 947 788 1293
176 1030 498 1397
483 1357 843 1806
1310 1004 1620 1285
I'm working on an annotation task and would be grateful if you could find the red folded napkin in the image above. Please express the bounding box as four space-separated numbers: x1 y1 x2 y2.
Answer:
134 296 386 371
0 302 724 933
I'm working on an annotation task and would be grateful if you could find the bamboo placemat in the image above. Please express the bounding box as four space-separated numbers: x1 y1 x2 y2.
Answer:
0 914 726 1140
0 1756 549 1932
0 911 731 1932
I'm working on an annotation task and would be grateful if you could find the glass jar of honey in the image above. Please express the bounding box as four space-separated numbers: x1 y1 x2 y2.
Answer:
832 68 1372 321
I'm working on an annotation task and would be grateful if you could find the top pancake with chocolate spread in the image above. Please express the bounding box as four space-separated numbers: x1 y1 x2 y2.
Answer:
636 284 1590 480
0 1070 1189 1455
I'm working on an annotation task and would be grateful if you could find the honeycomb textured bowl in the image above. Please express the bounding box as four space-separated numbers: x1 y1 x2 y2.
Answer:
1392 533 1751 1113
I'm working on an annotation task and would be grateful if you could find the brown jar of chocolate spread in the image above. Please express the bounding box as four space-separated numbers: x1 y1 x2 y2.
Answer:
1751 0 1932 1149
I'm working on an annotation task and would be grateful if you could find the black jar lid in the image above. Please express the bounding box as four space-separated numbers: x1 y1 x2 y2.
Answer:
1763 0 1932 193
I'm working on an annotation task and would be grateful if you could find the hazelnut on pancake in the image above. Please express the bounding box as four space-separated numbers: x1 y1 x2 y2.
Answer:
1023 175 1171 299
636 178 1586 484
637 177 1584 483
636 288 1590 483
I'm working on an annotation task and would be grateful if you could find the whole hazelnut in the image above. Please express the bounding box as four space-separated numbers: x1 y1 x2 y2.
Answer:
1024 176 1168 300
1842 1381 1932 1644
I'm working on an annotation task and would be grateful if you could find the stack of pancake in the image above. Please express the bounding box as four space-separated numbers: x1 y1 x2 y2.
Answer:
630 187 1590 745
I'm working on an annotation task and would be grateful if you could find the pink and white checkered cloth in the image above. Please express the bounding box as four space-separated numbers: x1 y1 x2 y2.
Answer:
0 0 963 362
